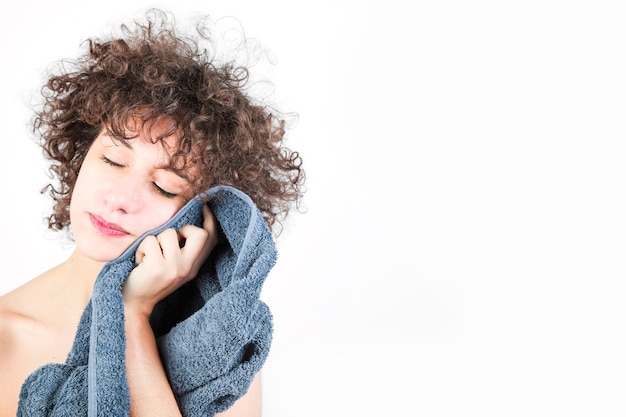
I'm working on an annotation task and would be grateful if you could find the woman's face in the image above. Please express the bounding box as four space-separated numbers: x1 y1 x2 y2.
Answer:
70 122 193 262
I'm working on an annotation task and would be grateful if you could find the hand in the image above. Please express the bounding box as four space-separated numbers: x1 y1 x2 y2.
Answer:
123 205 217 318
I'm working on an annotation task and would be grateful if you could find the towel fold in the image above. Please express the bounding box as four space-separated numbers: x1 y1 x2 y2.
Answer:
18 185 275 417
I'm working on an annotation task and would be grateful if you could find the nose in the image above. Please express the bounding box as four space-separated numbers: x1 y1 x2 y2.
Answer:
103 172 144 214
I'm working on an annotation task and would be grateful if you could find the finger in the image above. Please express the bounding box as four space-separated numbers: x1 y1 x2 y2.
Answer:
156 228 183 260
179 220 216 278
202 205 216 231
178 224 209 258
175 205 217 254
202 204 218 248
135 235 161 264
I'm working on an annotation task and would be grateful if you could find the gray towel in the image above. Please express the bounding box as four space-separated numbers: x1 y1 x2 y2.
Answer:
17 185 275 417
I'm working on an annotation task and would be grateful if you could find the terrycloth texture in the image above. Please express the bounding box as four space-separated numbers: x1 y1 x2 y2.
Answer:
17 185 275 417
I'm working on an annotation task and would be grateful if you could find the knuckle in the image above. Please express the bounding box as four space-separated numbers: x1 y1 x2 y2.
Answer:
141 235 157 246
160 228 177 240
197 227 209 240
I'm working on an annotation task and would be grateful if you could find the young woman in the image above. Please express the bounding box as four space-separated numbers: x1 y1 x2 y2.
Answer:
0 10 303 417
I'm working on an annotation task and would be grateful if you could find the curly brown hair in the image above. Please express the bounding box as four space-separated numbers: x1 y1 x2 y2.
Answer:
36 10 304 234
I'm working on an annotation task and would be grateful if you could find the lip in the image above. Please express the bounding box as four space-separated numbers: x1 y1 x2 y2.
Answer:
89 214 130 237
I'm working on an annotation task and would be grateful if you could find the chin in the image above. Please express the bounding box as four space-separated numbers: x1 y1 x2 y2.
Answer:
76 240 132 263
89 252 122 263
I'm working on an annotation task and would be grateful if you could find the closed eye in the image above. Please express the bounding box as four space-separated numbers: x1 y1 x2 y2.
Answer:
102 155 178 198
153 182 178 198
102 156 124 167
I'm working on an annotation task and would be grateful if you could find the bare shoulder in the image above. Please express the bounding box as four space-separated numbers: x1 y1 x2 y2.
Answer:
0 314 17 417
0 292 35 417
0 285 48 374
0 273 82 417
0 272 81 363
0 298 16 361
0 288 31 361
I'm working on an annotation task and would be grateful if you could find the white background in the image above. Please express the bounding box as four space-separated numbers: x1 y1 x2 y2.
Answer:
1 1 625 415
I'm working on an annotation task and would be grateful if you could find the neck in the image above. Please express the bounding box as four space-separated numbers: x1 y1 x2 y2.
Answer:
60 249 106 304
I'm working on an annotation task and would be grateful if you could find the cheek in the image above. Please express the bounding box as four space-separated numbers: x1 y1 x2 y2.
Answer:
135 200 184 233
69 167 96 213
